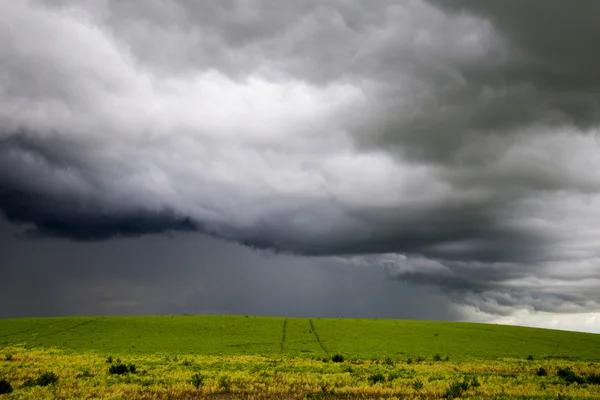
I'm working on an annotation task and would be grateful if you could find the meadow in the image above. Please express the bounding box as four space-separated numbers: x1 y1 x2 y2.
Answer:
1 315 600 399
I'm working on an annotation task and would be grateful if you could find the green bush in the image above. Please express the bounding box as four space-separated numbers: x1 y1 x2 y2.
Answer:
331 354 345 363
368 373 386 385
384 357 394 365
190 373 204 389
108 363 135 375
22 378 36 388
106 356 113 363
536 367 548 376
219 376 231 392
433 354 442 362
0 378 13 394
24 372 59 387
412 378 424 390
527 355 535 361
444 379 470 399
557 367 585 384
4 354 12 362
387 372 399 381
76 369 93 379
37 372 59 387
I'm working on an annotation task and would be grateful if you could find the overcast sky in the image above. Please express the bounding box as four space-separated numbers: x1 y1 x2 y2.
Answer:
2 0 600 333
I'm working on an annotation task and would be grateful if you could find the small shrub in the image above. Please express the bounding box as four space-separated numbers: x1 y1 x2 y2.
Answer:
368 373 386 385
557 367 585 385
384 357 394 365
444 355 451 361
190 373 204 389
586 373 600 385
470 375 481 387
444 379 470 399
433 354 442 362
0 378 13 394
36 372 59 387
23 372 58 387
415 355 426 362
219 376 231 392
128 364 137 374
388 372 399 381
527 355 535 361
106 356 113 363
108 364 130 375
76 369 93 379
406 357 413 364
22 378 37 388
412 378 424 390
536 367 548 376
331 354 345 363
4 354 12 362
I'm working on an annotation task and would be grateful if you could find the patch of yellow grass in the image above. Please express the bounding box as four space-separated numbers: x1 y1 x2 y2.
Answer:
1 346 600 399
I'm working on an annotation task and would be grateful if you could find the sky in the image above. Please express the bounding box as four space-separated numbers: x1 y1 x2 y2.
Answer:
1 0 600 333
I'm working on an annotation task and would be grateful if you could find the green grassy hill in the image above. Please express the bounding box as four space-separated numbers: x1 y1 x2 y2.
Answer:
2 315 599 361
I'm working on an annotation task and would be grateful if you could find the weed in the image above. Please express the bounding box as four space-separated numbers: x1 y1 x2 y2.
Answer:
470 375 481 387
0 378 13 394
412 378 424 390
368 373 386 385
388 372 399 381
406 357 413 364
444 355 451 361
190 373 204 389
527 355 535 361
331 354 344 363
106 356 113 363
4 354 12 361
416 355 426 362
384 356 394 365
433 354 442 362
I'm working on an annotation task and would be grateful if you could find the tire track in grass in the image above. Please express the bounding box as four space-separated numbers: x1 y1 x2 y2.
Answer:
280 318 288 353
0 322 58 339
29 320 94 341
309 319 330 357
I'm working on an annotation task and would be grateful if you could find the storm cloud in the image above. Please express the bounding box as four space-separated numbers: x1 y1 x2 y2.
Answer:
1 0 600 323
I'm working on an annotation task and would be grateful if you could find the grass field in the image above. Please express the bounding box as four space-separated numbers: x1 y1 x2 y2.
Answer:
1 315 600 398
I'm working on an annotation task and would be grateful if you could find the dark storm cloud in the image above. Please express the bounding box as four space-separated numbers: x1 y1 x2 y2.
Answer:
1 0 600 319
0 216 463 321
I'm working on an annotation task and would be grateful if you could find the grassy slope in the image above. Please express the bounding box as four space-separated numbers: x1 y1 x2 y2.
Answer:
1 315 600 361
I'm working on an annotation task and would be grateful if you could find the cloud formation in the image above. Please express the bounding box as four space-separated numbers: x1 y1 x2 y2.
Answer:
1 0 600 317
